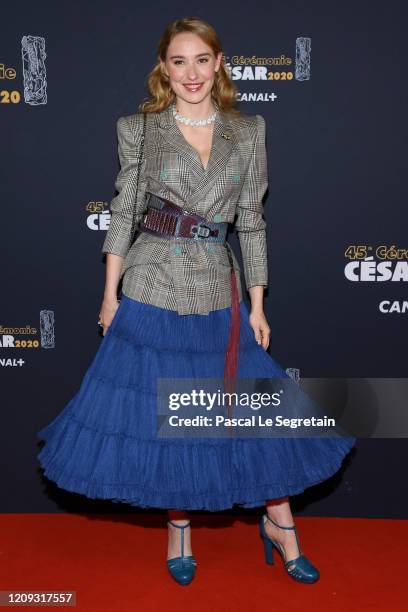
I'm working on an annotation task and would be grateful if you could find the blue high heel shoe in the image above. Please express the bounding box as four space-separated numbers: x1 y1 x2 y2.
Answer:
166 520 197 586
259 513 320 584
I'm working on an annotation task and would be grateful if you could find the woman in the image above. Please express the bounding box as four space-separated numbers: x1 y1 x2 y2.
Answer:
37 17 356 587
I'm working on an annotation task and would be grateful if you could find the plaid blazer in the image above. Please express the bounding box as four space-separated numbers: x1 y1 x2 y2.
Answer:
101 99 268 315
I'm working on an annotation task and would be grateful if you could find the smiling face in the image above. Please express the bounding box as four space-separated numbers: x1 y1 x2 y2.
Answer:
161 32 222 108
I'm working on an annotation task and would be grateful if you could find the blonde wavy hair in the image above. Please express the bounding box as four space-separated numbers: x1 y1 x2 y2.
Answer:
139 17 241 117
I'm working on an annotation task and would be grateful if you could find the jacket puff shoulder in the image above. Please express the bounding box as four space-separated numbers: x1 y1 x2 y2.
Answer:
102 100 269 315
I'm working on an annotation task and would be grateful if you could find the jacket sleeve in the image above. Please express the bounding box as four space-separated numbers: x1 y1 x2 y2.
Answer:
101 115 146 258
234 114 268 290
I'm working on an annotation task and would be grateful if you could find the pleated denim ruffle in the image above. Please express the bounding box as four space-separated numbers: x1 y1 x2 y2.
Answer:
36 295 356 511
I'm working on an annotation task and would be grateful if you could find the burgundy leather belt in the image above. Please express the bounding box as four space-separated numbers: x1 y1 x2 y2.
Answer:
139 194 240 407
140 194 228 243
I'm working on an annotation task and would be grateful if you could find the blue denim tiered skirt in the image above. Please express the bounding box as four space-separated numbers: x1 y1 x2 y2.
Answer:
36 295 356 511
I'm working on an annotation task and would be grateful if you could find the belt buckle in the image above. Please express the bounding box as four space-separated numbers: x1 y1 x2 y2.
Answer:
191 224 211 238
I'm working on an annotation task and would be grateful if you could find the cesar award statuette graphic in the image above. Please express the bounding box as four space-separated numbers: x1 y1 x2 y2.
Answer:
21 35 47 105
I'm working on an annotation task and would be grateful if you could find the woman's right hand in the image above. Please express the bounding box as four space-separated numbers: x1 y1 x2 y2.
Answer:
98 295 120 336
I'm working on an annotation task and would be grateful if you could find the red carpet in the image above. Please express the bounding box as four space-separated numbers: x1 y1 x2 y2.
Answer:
0 513 405 611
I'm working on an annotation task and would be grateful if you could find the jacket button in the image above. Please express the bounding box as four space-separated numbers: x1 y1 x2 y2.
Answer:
172 245 182 255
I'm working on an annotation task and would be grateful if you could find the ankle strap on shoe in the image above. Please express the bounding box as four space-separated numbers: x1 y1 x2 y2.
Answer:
167 520 191 529
264 514 302 555
265 514 295 531
167 519 190 559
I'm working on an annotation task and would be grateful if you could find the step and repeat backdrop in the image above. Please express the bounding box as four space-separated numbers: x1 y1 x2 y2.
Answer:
1 1 407 517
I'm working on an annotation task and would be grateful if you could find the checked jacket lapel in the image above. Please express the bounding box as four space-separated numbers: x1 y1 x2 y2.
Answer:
156 100 240 207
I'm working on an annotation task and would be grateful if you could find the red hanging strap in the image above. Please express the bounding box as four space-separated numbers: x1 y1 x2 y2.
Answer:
224 246 240 424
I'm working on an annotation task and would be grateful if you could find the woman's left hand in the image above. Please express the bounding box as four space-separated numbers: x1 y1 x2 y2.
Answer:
249 309 270 350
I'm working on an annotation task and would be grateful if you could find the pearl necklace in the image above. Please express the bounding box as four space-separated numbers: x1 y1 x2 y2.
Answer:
173 106 217 127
